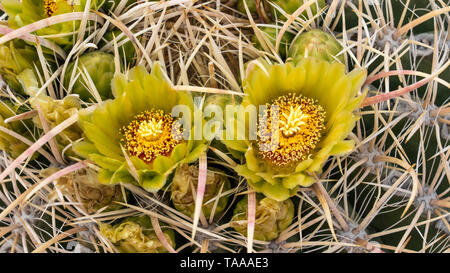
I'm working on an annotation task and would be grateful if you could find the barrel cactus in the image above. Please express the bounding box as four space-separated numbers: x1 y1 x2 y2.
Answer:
0 0 448 255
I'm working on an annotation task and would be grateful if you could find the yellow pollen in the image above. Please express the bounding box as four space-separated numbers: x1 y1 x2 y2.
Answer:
44 0 58 17
121 110 183 164
137 119 163 141
280 105 309 137
258 93 326 166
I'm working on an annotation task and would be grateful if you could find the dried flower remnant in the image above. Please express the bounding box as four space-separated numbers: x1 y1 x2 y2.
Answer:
99 215 175 253
43 167 124 214
231 194 294 241
170 164 230 219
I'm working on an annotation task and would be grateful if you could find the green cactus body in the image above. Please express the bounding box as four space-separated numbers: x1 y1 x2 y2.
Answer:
237 0 259 15
101 31 136 64
237 0 273 22
288 29 345 64
231 194 294 241
64 51 116 102
171 164 230 219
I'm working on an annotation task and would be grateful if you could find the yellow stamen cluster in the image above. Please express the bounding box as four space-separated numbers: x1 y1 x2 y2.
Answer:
121 110 183 164
258 93 326 166
44 0 58 17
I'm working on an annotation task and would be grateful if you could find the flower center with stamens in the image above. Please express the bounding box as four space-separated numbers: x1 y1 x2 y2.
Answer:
258 93 326 166
121 109 182 164
137 119 163 141
44 0 58 17
280 105 309 137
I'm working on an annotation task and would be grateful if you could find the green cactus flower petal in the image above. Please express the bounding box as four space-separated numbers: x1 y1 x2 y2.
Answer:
99 215 175 253
222 58 367 201
231 194 294 241
289 29 345 64
170 164 230 219
74 63 206 192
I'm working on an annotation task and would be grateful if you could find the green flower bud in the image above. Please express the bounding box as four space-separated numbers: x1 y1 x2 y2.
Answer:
171 164 230 219
253 26 294 59
273 0 325 19
0 40 39 95
231 194 294 241
30 95 83 146
288 29 345 64
42 167 125 214
100 215 175 253
64 51 116 102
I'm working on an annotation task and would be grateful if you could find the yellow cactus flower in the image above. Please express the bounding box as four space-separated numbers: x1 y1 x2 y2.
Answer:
222 58 367 201
73 64 207 192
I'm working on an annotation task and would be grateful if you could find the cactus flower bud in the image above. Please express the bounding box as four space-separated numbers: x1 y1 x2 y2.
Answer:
289 29 345 64
64 51 116 101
